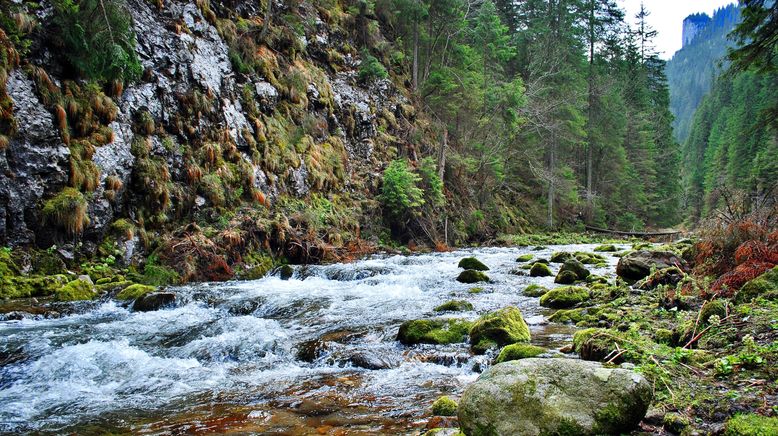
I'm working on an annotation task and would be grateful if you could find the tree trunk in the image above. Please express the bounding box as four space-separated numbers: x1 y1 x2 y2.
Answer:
437 128 447 181
586 0 595 222
547 136 556 228
412 14 419 92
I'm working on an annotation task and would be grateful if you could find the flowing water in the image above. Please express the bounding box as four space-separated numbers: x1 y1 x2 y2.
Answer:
0 244 624 434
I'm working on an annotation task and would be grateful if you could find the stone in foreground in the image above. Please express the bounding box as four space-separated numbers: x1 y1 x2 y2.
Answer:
616 250 688 281
458 358 652 436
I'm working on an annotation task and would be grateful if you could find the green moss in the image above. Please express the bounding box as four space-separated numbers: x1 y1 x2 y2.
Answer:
1 275 70 299
554 270 578 284
736 266 778 304
468 287 484 294
548 308 584 324
516 254 534 262
457 270 490 283
431 396 458 416
469 307 530 354
662 413 691 434
573 251 606 265
95 280 132 293
529 262 553 277
495 343 546 363
700 299 727 324
0 248 19 278
653 328 674 345
435 300 474 312
397 319 472 345
572 328 622 361
594 244 617 252
523 284 549 297
539 286 590 309
56 278 95 301
458 257 489 271
116 284 156 301
724 414 778 436
550 252 572 263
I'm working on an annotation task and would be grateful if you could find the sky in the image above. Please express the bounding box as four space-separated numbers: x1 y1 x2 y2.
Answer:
619 0 738 59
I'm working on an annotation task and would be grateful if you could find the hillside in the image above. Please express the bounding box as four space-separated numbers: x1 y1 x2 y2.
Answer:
666 3 740 144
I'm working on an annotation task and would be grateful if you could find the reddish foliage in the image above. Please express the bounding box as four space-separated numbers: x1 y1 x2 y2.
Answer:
203 257 234 282
709 260 775 298
734 240 770 266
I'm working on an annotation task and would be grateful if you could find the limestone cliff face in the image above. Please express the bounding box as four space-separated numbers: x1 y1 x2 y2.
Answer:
682 13 711 48
0 0 417 262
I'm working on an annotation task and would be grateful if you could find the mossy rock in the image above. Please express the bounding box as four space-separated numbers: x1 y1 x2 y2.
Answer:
95 280 132 294
594 244 617 252
116 284 156 301
585 275 608 284
431 396 458 416
469 307 530 354
700 299 727 324
516 254 534 262
278 264 295 280
56 278 96 302
550 252 572 263
435 300 474 312
554 269 578 285
559 259 590 280
397 319 473 345
458 257 489 271
736 266 778 304
0 249 19 278
573 328 622 362
529 262 553 277
548 308 585 324
662 413 691 434
495 343 546 363
539 286 590 309
724 413 778 436
573 252 606 265
653 328 674 345
30 250 66 275
523 284 549 297
457 270 490 283
468 287 484 294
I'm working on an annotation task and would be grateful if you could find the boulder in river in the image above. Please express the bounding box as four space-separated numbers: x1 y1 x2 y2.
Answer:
133 291 176 312
469 307 530 354
458 358 652 435
539 286 590 309
458 257 489 271
616 250 688 281
529 262 553 277
434 300 474 312
636 267 685 290
594 244 618 252
397 319 472 345
559 259 590 280
494 343 546 363
523 284 549 297
554 269 578 285
457 270 490 284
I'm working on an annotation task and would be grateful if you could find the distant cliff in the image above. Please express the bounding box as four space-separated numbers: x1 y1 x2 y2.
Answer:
666 3 740 143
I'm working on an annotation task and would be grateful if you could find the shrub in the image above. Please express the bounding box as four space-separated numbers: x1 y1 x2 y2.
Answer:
358 51 388 82
52 0 142 84
379 159 424 222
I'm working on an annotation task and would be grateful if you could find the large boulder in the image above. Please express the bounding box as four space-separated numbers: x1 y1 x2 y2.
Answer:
397 319 472 345
469 307 530 354
616 250 688 281
539 286 590 309
736 266 778 303
458 257 489 271
458 358 652 435
529 262 553 277
636 267 685 290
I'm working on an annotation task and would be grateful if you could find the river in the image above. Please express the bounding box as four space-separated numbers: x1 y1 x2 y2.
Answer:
0 244 624 434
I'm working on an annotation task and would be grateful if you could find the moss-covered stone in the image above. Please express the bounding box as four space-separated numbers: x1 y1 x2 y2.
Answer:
469 307 530 354
457 270 490 283
572 328 622 361
397 319 473 345
653 328 674 345
662 413 691 433
700 299 727 324
523 284 549 297
586 275 608 284
2 274 70 300
539 286 590 309
736 266 778 304
724 413 778 436
435 300 474 312
550 251 572 263
495 343 546 363
559 259 590 280
573 251 607 265
516 254 534 262
468 287 484 294
279 264 295 280
594 244 617 252
431 396 458 416
548 308 585 324
95 280 132 294
458 257 489 271
529 262 553 277
116 284 156 301
555 269 578 284
56 278 96 302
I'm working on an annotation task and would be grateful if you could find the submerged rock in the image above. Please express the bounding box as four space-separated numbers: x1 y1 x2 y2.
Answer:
456 270 489 284
458 257 489 271
469 307 530 354
458 358 652 435
616 250 688 281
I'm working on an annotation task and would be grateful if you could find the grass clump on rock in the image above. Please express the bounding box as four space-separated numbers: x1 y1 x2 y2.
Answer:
495 343 546 363
539 286 590 308
42 188 89 236
457 270 489 283
458 257 489 271
469 306 530 354
435 300 474 312
431 396 458 416
397 319 472 345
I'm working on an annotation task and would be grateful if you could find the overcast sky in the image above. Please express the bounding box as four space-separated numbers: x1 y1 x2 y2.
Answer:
619 0 738 59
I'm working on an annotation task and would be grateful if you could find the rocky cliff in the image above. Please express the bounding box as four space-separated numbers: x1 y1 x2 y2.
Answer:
0 0 423 278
